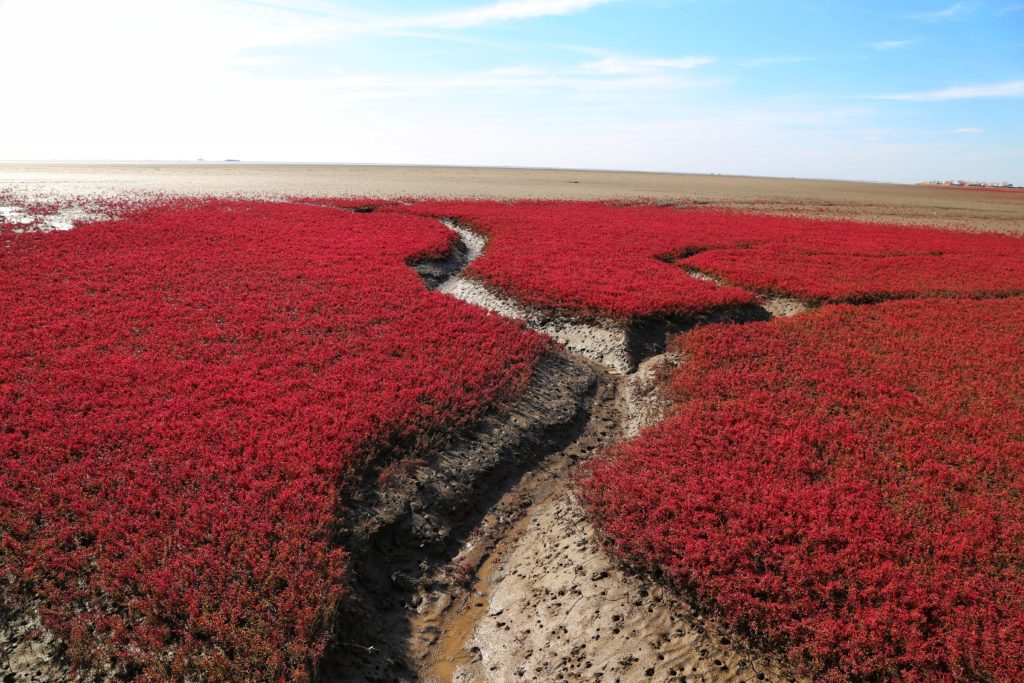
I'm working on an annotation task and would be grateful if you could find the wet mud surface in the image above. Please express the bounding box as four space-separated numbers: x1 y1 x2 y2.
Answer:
320 352 599 682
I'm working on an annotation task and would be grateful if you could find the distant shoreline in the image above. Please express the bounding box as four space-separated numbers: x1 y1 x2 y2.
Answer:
4 161 1021 189
0 160 919 187
3 162 1023 232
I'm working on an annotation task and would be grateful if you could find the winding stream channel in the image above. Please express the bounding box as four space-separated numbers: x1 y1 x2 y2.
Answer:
353 216 807 683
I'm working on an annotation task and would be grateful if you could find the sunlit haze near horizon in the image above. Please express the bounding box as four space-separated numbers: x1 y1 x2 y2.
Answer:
0 0 1021 184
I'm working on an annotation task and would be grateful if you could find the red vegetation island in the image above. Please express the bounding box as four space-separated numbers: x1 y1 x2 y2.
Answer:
581 298 1024 681
394 200 1024 316
0 199 544 680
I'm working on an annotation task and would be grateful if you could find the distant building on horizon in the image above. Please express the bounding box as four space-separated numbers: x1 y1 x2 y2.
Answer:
923 180 1017 188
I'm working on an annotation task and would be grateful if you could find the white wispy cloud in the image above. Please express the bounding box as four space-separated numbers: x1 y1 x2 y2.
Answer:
998 2 1024 13
911 2 974 20
419 0 619 29
738 55 814 67
311 58 726 102
580 54 714 75
227 0 620 38
954 127 984 133
870 79 1024 101
872 39 918 50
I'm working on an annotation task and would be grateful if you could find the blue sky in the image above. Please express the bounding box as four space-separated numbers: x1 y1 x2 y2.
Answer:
0 0 1021 183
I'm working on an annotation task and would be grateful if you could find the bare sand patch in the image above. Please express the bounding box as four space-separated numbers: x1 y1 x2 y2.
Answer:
455 494 799 683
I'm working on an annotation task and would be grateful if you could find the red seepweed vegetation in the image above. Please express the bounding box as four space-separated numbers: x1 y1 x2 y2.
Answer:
580 298 1024 681
389 200 759 319
0 198 545 680
682 219 1024 303
391 200 1024 316
6 194 1024 681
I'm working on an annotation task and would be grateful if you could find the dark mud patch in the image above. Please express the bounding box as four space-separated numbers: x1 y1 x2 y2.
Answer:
411 238 471 290
410 220 481 291
625 303 771 363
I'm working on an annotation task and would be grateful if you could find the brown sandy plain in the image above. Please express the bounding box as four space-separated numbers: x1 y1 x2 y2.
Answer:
2 162 1023 232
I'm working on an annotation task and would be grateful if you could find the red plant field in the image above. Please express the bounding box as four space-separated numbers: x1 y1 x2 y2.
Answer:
389 200 758 319
5 195 1024 681
392 200 1024 317
682 222 1024 303
580 298 1024 681
0 199 545 680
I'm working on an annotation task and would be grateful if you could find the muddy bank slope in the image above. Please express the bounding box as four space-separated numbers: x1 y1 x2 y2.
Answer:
321 351 598 682
385 220 801 682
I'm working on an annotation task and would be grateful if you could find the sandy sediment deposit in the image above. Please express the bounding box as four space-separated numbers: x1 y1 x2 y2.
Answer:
2 162 1023 232
455 494 799 683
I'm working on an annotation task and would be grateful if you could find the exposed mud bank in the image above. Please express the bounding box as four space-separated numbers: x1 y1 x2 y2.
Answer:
321 352 601 681
760 296 810 318
412 221 484 290
331 346 798 682
0 204 109 232
342 354 593 563
620 352 678 438
0 607 69 682
334 220 801 682
392 348 798 683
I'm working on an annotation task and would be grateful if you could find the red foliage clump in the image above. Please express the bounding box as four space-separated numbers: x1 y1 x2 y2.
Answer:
683 220 1024 303
0 199 545 680
580 298 1024 680
388 200 758 319
390 201 1024 316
